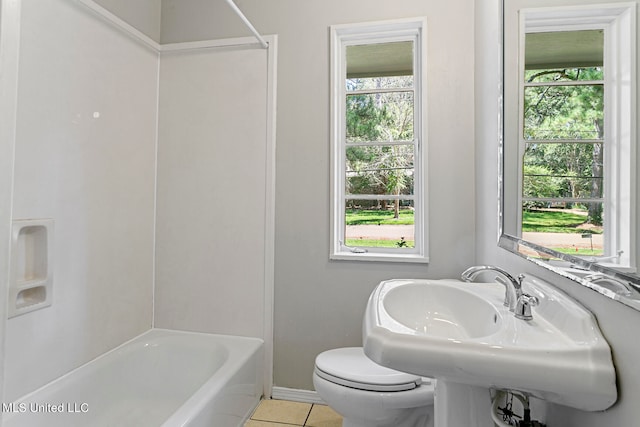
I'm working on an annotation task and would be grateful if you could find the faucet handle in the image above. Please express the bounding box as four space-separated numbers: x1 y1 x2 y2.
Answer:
514 293 539 321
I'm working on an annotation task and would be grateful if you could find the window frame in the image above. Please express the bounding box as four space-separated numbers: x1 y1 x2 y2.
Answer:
517 4 637 268
329 18 428 263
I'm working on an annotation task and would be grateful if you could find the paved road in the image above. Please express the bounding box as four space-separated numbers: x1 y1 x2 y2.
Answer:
346 225 603 251
346 225 414 240
523 231 603 249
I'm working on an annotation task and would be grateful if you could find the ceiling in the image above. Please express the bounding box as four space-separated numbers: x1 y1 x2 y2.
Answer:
525 30 604 70
346 41 413 78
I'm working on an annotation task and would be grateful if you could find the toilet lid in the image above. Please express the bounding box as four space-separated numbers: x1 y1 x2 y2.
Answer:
315 347 424 392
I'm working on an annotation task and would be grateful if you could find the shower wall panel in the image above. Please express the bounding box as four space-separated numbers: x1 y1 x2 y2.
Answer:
5 0 158 401
155 46 269 339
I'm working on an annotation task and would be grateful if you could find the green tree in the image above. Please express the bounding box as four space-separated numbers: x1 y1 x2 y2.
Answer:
523 67 604 224
345 76 414 218
522 164 561 209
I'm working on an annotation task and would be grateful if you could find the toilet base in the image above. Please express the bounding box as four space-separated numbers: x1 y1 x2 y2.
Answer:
313 347 435 427
314 371 434 427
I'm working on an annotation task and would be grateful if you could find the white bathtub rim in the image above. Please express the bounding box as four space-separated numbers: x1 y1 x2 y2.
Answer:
8 327 264 409
160 329 264 426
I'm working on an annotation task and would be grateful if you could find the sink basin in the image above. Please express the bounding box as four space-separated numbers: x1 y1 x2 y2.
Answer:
382 282 501 339
363 277 617 411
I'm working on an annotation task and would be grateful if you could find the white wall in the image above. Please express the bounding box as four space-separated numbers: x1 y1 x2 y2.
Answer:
4 0 158 400
154 45 270 339
475 0 640 425
161 0 476 391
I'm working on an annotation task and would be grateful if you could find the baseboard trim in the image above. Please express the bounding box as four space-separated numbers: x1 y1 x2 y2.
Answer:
271 386 325 404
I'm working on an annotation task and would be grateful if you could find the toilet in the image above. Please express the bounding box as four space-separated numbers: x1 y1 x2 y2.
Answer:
313 347 435 427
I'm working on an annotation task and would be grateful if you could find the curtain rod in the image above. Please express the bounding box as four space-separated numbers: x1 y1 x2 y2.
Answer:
224 0 268 49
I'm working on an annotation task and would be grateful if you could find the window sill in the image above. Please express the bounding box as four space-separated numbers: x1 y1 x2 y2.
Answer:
330 251 429 264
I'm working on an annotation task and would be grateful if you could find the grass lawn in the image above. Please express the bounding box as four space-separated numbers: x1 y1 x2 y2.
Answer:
346 208 414 225
522 209 602 234
553 247 603 256
346 238 415 248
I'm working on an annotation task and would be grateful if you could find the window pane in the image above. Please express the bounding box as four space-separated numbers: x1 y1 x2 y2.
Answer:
346 41 413 80
521 202 604 257
524 84 604 140
525 67 603 83
347 76 413 91
525 29 603 76
523 142 603 200
345 199 415 248
346 145 414 195
346 92 414 142
523 176 604 200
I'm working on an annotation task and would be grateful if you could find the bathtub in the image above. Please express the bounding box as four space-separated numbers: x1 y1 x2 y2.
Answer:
3 329 264 427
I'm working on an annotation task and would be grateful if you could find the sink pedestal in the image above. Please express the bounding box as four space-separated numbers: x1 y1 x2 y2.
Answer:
435 381 493 427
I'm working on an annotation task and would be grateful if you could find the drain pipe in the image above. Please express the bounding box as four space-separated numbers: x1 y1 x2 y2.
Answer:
491 390 532 427
224 0 268 48
491 390 516 426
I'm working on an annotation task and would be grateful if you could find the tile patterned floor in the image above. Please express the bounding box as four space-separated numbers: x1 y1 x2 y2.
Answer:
245 399 342 427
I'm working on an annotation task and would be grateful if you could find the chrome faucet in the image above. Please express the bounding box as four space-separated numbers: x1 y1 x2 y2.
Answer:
461 265 524 312
583 273 634 297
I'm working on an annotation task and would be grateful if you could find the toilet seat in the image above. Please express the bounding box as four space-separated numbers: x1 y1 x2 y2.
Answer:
314 347 428 392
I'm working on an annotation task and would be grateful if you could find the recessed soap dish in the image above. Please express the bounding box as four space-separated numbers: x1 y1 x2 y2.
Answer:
9 219 54 318
16 286 48 310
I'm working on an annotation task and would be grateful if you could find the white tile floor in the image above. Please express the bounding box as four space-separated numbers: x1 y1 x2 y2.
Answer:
245 399 342 427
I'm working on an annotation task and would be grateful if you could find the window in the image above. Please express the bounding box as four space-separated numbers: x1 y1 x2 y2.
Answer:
330 19 428 262
521 31 605 256
517 5 635 268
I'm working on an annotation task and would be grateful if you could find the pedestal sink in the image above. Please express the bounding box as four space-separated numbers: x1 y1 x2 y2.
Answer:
363 277 617 411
